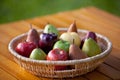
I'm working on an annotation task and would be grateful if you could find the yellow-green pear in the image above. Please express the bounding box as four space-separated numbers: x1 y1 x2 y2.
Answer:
60 32 81 46
82 38 101 57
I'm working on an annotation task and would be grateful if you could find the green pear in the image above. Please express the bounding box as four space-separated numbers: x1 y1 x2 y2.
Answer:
29 48 46 60
43 24 60 36
82 38 101 57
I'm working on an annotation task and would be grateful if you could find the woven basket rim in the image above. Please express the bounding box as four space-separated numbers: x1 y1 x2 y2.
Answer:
8 28 112 65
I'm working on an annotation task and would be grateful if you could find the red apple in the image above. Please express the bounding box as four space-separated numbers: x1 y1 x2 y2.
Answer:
47 49 68 70
15 42 37 57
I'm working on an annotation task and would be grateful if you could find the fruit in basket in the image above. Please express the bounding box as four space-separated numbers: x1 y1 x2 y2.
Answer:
29 48 46 60
67 20 77 33
43 23 60 37
26 24 39 47
39 33 57 53
82 38 101 57
15 42 37 57
47 48 68 70
80 31 97 48
69 39 87 60
53 40 70 52
60 32 81 46
86 32 97 41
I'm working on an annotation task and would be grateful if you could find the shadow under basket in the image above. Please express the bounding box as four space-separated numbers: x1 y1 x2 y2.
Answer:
8 28 112 78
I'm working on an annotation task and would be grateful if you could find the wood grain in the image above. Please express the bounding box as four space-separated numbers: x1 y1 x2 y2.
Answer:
0 7 120 80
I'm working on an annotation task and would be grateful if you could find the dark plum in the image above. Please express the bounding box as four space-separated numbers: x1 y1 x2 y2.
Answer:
39 33 57 54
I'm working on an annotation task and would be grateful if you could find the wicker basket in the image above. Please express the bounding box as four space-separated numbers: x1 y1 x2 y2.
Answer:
8 28 112 78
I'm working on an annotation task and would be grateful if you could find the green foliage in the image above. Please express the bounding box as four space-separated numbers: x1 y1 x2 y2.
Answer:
0 0 120 24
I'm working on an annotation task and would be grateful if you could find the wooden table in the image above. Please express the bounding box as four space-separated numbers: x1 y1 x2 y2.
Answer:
0 7 120 80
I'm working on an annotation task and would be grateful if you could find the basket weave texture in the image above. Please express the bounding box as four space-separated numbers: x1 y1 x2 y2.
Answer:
8 28 112 78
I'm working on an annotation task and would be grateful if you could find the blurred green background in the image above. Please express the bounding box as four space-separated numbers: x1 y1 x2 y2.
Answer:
0 0 120 24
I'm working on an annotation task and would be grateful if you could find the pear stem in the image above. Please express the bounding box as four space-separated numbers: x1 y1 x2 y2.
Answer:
46 22 50 25
73 20 76 24
30 24 33 29
72 39 74 44
48 28 50 33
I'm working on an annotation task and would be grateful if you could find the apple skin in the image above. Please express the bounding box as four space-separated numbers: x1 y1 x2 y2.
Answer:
15 42 37 57
53 40 70 52
60 32 81 47
29 48 46 60
47 49 68 70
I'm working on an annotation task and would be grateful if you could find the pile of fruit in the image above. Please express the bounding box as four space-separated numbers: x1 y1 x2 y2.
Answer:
15 21 101 70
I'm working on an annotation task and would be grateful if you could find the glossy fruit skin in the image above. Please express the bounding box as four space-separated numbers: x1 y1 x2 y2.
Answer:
67 20 77 33
80 31 97 49
26 28 39 47
29 48 46 60
53 40 70 52
82 38 101 57
60 32 81 47
15 42 37 57
43 24 60 36
69 43 88 60
47 49 68 70
39 33 57 54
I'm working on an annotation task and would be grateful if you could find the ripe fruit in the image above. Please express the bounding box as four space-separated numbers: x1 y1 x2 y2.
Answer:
86 32 97 41
29 48 46 60
53 40 70 52
80 31 97 48
67 20 78 33
69 40 87 60
47 49 68 70
26 24 39 47
43 23 60 37
60 32 81 46
82 38 101 57
39 33 57 53
15 42 37 57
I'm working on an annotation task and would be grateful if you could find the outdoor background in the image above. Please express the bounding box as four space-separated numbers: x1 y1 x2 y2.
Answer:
0 0 120 24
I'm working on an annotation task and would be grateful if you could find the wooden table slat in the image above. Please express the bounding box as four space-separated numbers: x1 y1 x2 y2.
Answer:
0 7 120 80
104 55 120 71
97 64 120 80
0 68 17 80
84 71 112 80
